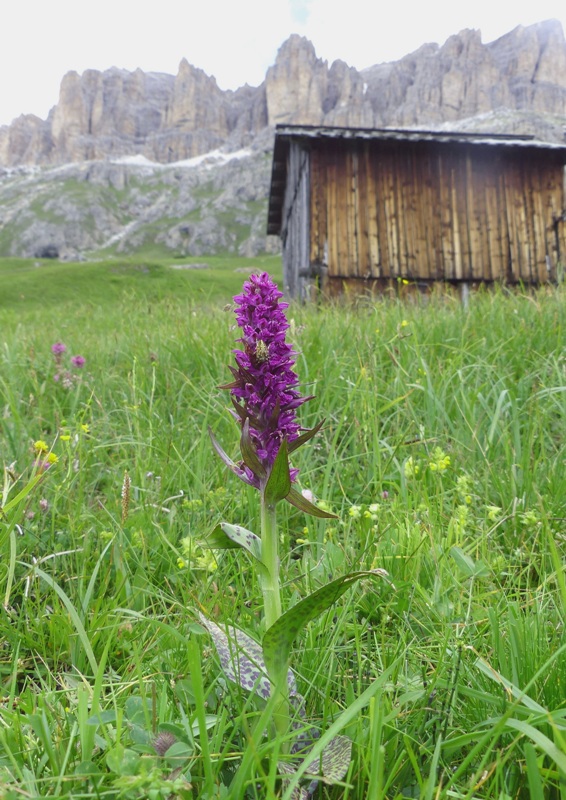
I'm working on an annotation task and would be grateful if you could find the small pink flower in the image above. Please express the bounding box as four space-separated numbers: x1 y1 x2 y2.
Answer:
39 498 49 513
71 355 85 368
51 342 66 355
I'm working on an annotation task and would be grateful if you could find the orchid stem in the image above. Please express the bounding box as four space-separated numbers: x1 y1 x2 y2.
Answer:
260 490 289 749
260 494 282 628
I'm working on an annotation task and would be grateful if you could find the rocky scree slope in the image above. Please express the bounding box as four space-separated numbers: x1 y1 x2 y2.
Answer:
0 133 277 260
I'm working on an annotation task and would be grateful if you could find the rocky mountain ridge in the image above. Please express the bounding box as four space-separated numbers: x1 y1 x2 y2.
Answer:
1 20 565 259
1 18 566 169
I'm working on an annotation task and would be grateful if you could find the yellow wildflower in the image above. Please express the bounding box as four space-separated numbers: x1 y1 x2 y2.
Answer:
486 505 502 522
195 550 218 572
428 447 450 472
404 456 420 479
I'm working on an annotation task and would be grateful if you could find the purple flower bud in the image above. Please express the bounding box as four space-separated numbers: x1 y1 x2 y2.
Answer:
51 342 66 355
226 273 308 487
153 731 177 756
71 355 86 368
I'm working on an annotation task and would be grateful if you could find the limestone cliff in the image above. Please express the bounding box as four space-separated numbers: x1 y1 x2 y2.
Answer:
1 19 565 168
1 20 566 260
49 67 174 162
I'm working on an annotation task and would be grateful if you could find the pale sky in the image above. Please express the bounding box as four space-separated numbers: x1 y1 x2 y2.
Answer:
1 0 565 127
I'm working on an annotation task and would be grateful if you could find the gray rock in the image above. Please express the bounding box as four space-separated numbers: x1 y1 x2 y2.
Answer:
0 150 273 258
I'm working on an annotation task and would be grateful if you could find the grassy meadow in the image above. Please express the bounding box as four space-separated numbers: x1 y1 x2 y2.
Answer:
0 256 565 799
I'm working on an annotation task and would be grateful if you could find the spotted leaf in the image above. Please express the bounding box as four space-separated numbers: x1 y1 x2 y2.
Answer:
198 613 296 699
279 734 352 784
262 570 392 689
278 735 352 799
204 522 267 577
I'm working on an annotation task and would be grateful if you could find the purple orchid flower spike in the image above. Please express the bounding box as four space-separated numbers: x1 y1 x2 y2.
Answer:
210 272 331 516
225 272 309 486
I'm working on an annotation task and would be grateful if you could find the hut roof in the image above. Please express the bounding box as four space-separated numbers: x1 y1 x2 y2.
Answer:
267 124 566 235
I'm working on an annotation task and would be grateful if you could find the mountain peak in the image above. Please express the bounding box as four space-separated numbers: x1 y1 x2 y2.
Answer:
1 20 565 168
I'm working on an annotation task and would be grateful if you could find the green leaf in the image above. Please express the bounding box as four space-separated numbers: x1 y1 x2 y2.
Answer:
86 710 117 726
264 438 292 504
450 546 490 579
263 570 391 687
524 742 545 800
106 744 140 776
474 657 547 714
26 564 98 676
204 522 267 575
423 734 443 800
74 761 102 778
2 472 44 514
165 741 194 763
505 718 566 773
190 715 218 735
198 613 297 699
286 486 338 519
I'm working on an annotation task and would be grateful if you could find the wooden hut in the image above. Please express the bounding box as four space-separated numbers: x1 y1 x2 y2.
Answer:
267 125 566 299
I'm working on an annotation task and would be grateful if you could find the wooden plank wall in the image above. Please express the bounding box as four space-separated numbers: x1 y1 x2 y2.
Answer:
308 140 566 287
281 142 311 299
